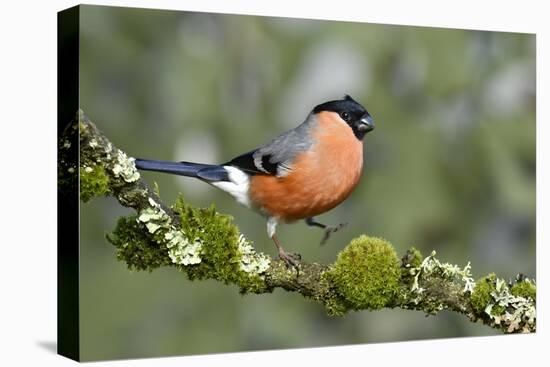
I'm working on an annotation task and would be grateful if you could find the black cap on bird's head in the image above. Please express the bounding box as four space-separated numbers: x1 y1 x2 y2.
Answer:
312 95 375 140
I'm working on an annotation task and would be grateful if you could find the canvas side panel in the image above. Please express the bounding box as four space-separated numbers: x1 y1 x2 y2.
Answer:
57 5 80 362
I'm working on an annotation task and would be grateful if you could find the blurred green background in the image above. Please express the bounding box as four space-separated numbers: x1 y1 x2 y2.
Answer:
78 5 536 361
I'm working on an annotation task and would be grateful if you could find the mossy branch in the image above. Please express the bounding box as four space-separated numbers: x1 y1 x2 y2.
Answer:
61 111 536 334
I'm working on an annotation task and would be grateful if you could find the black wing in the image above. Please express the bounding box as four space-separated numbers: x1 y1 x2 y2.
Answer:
225 150 279 175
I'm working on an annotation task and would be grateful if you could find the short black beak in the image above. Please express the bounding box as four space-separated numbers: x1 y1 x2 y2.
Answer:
357 115 375 133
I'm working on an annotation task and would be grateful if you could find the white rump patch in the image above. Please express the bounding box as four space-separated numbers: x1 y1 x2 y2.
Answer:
210 166 251 208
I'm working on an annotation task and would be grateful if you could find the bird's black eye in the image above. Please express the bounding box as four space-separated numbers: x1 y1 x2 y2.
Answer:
340 111 350 122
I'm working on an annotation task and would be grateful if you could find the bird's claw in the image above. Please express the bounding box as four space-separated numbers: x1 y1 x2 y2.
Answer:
278 250 301 272
320 222 348 245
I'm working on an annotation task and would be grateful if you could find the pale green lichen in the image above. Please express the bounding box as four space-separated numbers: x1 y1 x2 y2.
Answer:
165 231 202 265
410 250 475 296
237 234 270 274
137 207 171 233
112 150 140 183
89 138 98 148
136 198 202 266
488 277 536 332
471 273 536 332
104 142 113 160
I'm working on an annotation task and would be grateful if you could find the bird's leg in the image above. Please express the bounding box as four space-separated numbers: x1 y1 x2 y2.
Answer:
271 234 301 270
305 217 348 245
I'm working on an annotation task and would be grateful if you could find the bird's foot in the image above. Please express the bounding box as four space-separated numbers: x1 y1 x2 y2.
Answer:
320 222 348 245
278 249 301 271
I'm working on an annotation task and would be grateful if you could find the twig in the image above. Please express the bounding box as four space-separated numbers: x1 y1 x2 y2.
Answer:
59 111 536 334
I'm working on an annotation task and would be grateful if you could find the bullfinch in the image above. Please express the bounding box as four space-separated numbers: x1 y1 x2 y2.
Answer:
135 95 375 268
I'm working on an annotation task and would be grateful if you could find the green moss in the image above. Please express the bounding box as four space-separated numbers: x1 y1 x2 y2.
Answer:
323 296 348 316
492 304 505 316
317 273 349 316
80 165 110 202
327 235 401 310
402 247 423 268
470 273 497 313
106 195 269 293
401 247 424 281
106 215 171 271
511 281 536 302
172 196 269 294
